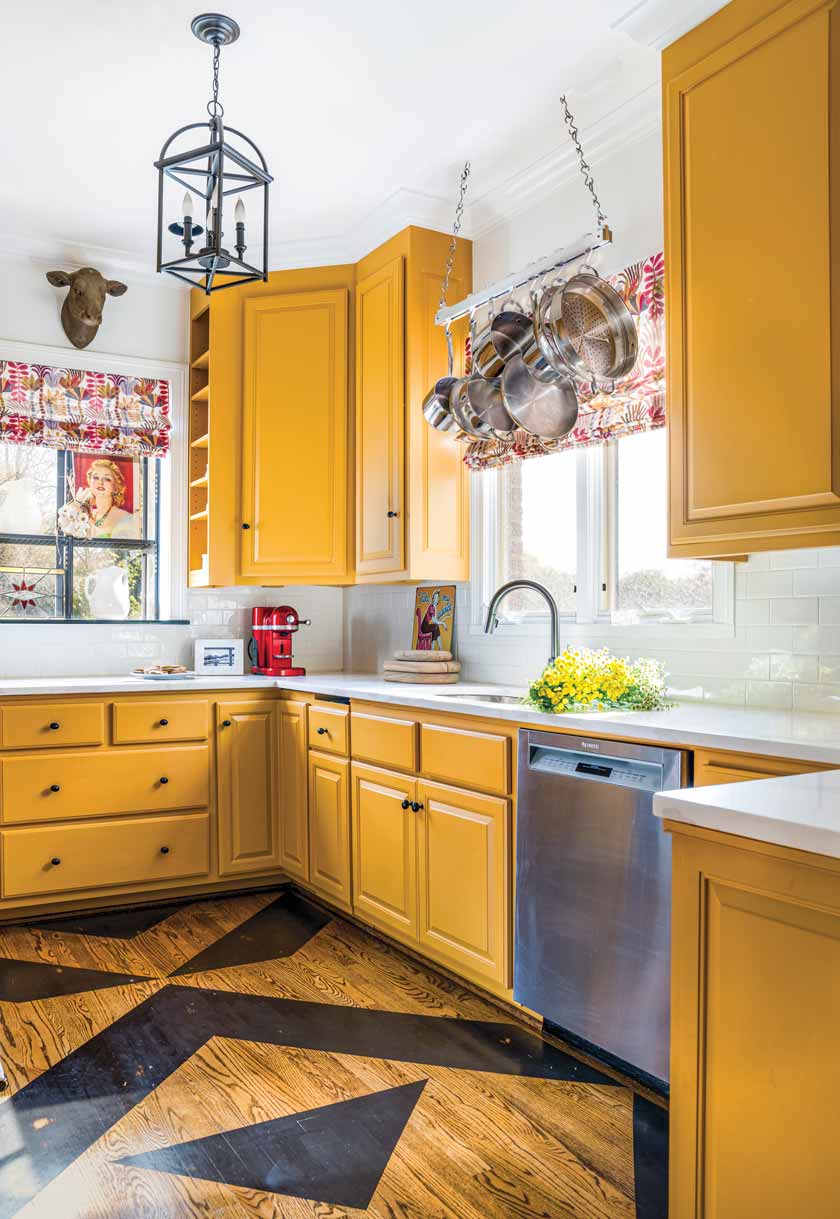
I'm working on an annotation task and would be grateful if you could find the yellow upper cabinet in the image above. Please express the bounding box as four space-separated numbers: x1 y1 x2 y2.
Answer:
355 256 406 576
241 287 350 582
355 227 472 581
664 0 840 557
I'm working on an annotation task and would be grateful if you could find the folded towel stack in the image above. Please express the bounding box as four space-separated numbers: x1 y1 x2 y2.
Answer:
382 648 461 684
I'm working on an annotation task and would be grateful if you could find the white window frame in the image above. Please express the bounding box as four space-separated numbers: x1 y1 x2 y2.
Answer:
0 337 188 621
470 440 735 642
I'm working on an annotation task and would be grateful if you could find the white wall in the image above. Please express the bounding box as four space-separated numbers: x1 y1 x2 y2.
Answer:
343 127 840 712
0 255 344 677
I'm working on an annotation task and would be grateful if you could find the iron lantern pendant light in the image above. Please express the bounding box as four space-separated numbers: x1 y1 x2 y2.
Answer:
154 13 272 293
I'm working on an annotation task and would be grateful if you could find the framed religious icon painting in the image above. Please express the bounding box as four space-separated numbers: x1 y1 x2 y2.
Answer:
411 585 456 653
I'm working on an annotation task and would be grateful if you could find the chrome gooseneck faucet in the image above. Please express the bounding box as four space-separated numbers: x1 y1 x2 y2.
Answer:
483 580 561 668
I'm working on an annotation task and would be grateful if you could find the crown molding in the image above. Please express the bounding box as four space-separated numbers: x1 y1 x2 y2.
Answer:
0 80 664 277
611 0 729 50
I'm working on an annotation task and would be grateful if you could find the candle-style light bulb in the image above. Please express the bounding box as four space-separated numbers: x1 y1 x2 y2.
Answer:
234 196 247 259
234 198 246 223
182 191 194 220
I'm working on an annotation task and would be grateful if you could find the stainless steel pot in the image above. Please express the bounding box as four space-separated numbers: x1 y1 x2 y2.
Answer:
472 316 506 380
537 268 637 382
489 298 534 365
421 324 462 434
501 353 579 439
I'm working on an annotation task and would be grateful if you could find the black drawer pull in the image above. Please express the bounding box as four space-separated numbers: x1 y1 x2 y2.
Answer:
159 776 169 785
160 845 170 855
317 726 328 735
411 801 423 812
387 510 399 518
50 857 61 866
49 722 60 731
222 719 232 727
159 718 169 726
241 522 251 530
49 784 61 793
400 799 411 809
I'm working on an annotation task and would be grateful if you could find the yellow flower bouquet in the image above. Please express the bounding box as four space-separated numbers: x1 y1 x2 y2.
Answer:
527 647 673 714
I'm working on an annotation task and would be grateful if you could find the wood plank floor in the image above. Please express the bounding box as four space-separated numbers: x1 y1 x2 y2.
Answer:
0 887 667 1218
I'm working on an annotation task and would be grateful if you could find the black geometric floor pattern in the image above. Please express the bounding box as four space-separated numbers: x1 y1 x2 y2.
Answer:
118 1079 428 1208
0 887 328 1002
26 898 205 940
0 889 669 1218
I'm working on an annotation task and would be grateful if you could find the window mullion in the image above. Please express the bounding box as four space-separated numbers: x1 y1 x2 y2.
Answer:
575 448 601 624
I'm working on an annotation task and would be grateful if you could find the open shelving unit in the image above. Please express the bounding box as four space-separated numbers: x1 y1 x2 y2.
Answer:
188 294 211 586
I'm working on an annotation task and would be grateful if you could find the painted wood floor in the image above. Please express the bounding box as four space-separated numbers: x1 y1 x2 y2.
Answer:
0 887 667 1218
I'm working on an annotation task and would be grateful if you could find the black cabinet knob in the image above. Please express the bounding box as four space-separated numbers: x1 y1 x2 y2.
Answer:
317 726 328 735
159 718 169 726
160 845 170 855
49 722 60 731
411 801 423 812
49 784 60 793
159 776 169 785
241 522 250 530
50 857 61 866
387 510 399 518
222 719 232 727
400 799 411 809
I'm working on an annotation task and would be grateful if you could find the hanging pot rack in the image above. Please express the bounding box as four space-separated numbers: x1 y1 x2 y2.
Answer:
434 94 613 328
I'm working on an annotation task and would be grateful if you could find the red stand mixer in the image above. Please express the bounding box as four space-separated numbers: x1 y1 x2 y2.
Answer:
249 606 311 677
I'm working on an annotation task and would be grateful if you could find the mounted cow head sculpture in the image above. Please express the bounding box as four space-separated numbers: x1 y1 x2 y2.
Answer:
46 267 128 349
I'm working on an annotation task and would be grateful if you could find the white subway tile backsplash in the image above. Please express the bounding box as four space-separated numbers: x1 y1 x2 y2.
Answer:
769 597 819 625
746 680 793 710
742 626 794 653
793 625 840 654
768 549 822 570
819 548 840 566
818 656 840 684
794 568 840 597
819 597 840 624
744 571 794 598
770 653 819 683
793 683 840 713
735 599 771 625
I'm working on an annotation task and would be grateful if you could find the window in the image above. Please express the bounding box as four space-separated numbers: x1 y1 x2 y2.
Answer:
475 428 731 632
0 444 161 621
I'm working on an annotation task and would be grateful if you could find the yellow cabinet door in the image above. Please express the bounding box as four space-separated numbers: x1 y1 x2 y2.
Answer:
351 762 418 941
217 701 281 877
664 0 840 557
277 701 309 882
355 256 405 576
307 750 351 910
416 779 510 989
668 826 840 1219
240 288 350 582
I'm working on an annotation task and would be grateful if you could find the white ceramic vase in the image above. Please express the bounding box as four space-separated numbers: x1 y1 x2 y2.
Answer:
85 565 130 620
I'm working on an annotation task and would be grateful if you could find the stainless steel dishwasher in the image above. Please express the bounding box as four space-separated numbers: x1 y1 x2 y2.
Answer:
515 728 690 1088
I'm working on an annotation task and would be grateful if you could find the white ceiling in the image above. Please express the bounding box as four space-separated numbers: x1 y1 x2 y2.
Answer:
2 0 726 275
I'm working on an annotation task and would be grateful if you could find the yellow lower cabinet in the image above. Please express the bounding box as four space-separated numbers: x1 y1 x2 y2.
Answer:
668 823 840 1219
351 762 418 941
308 750 351 910
217 700 281 877
416 779 510 989
277 701 309 882
1 811 209 899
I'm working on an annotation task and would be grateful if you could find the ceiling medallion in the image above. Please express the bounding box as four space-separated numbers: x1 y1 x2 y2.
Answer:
154 12 273 293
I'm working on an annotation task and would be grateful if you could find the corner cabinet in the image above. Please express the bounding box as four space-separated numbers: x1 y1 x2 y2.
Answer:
664 0 840 557
240 288 351 582
277 700 309 882
355 227 472 581
216 700 281 876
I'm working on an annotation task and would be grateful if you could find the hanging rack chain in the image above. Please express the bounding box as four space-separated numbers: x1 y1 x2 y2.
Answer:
207 42 224 118
559 94 606 231
438 160 471 312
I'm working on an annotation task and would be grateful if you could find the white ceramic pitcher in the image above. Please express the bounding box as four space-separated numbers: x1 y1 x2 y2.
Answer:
86 565 130 619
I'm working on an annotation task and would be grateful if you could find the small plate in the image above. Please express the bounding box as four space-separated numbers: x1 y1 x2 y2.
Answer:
130 671 197 681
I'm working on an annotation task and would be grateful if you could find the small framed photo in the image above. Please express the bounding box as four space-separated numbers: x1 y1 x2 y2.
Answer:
194 638 244 676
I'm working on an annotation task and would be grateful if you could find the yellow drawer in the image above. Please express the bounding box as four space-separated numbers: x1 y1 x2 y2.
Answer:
0 701 104 750
693 748 828 788
420 722 511 796
0 744 210 825
113 699 210 745
1 811 210 899
308 704 349 756
351 710 417 772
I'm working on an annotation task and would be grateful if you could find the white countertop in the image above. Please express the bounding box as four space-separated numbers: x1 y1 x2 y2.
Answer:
6 671 840 766
272 673 840 767
654 768 840 859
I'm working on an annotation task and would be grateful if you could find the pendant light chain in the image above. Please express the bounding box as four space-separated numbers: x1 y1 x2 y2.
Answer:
438 160 471 311
559 94 607 233
207 42 224 118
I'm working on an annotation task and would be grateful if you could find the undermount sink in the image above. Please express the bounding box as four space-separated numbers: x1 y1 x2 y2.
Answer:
433 692 527 705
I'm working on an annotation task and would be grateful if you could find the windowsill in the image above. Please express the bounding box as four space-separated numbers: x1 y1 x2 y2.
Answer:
0 619 190 626
469 618 737 642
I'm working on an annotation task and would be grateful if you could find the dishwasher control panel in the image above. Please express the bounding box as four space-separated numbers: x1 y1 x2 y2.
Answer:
528 745 664 793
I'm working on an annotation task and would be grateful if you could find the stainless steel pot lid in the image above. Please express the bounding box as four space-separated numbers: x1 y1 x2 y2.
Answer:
422 376 461 434
501 354 579 439
555 272 638 380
